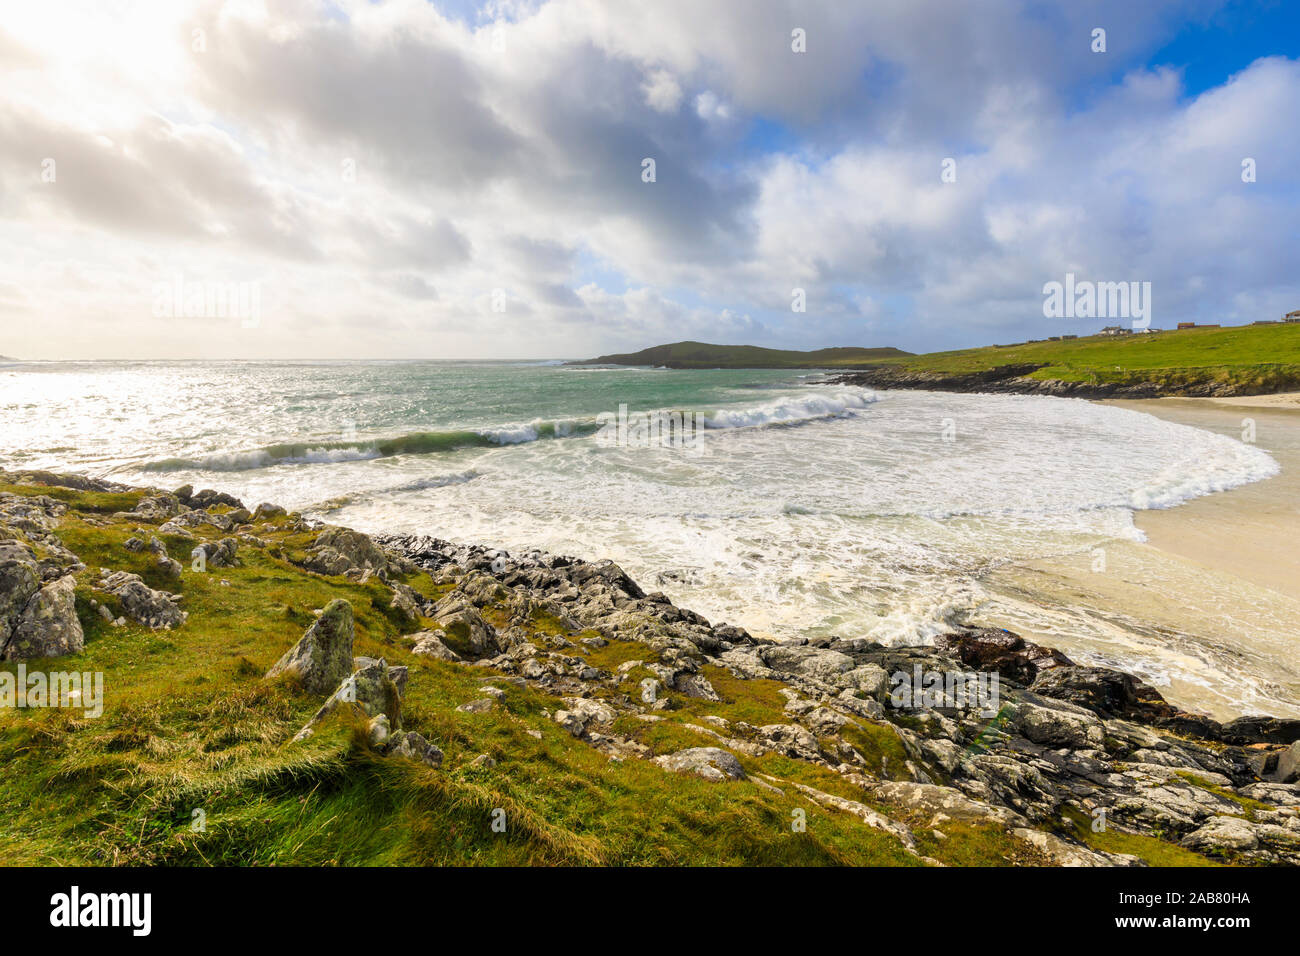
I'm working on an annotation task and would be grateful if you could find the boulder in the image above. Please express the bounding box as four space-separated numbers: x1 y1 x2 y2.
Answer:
411 632 462 661
757 723 824 761
189 489 245 510
3 575 84 659
1221 716 1300 746
431 600 498 657
387 730 443 767
389 581 426 620
127 494 185 522
1273 742 1300 784
303 528 391 576
934 628 1072 684
562 697 616 725
802 706 850 737
1010 697 1105 750
553 697 616 737
191 537 239 569
266 599 355 694
1029 665 1171 720
97 570 187 629
292 658 402 742
1181 815 1261 853
0 540 41 642
653 747 746 782
674 672 721 701
759 644 855 682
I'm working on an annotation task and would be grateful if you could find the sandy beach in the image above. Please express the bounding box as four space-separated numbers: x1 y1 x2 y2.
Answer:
978 393 1300 720
1107 394 1300 602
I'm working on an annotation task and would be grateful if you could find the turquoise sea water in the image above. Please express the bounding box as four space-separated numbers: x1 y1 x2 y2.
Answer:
1 359 1292 715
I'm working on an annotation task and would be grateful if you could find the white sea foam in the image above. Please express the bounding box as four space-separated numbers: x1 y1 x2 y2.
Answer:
702 387 877 429
2 362 1290 714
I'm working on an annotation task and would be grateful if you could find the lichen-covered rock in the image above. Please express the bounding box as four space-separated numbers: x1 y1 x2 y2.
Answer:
191 537 239 569
266 599 354 694
653 747 746 782
389 581 427 621
302 528 392 576
431 599 498 657
759 644 855 682
758 723 824 761
143 536 183 579
1011 697 1106 750
675 672 721 701
0 540 42 643
133 494 186 522
96 570 187 630
292 657 403 742
252 503 287 521
411 632 462 661
387 730 443 767
165 509 233 532
3 575 84 660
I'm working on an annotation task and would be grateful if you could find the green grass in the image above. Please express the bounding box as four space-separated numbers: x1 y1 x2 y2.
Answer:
2 480 1242 866
0 483 1012 867
870 322 1300 390
1059 806 1223 867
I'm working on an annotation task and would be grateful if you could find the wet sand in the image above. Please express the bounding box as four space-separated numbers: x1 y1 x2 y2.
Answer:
979 395 1300 720
1104 397 1300 602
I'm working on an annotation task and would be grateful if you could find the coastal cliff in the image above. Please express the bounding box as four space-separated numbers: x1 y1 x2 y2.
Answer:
2 467 1298 866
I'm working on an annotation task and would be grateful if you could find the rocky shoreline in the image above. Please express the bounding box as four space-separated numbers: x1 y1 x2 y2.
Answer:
3 467 1299 865
826 364 1281 399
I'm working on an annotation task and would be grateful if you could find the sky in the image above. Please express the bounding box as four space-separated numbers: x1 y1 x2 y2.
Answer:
0 0 1297 360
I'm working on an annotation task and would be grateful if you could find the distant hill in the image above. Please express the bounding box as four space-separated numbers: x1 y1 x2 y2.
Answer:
575 341 913 369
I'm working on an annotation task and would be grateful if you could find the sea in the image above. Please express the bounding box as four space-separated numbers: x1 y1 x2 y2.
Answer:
2 358 1294 718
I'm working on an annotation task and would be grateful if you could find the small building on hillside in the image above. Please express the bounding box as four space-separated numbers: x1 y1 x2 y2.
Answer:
1099 325 1131 335
1177 322 1197 329
1284 310 1300 323
1062 334 1077 340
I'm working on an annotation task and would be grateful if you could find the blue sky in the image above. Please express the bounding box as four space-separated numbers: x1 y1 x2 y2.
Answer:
0 0 1296 358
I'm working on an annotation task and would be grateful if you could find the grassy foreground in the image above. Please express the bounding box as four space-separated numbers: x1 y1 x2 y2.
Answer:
0 479 1063 867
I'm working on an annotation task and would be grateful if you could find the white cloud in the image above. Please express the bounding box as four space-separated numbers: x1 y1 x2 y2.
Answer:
0 0 1295 359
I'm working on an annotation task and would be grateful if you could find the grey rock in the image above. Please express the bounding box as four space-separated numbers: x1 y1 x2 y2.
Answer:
0 540 41 646
303 528 392 576
191 537 239 569
411 632 462 662
292 657 402 742
759 645 855 682
388 730 443 767
3 575 84 660
674 672 721 701
97 570 187 629
266 599 355 694
653 747 746 782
